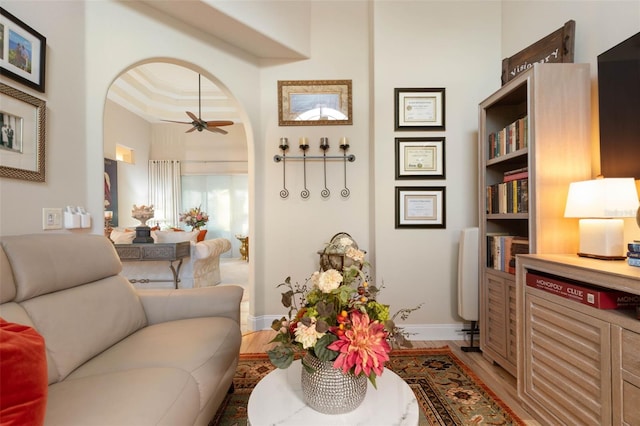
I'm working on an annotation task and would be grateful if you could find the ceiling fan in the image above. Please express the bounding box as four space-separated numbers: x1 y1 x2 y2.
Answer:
162 74 234 134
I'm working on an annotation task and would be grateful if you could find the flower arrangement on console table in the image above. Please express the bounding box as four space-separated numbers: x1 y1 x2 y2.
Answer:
267 233 421 414
179 206 209 231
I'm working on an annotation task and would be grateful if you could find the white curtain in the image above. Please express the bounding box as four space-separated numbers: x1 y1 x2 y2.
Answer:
181 174 248 257
148 160 181 227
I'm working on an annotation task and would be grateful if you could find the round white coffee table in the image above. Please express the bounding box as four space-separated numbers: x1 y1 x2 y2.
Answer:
247 360 418 425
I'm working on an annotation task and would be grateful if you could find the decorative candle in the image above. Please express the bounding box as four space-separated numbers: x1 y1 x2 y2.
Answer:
279 137 289 148
339 137 349 148
320 137 329 148
299 137 308 146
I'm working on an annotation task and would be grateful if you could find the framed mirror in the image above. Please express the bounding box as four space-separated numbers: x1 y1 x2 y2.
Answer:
278 80 352 126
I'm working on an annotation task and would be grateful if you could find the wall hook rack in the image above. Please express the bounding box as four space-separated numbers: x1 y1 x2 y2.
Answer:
274 137 356 199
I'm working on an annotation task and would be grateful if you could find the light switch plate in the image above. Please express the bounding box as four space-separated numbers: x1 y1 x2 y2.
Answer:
43 208 63 230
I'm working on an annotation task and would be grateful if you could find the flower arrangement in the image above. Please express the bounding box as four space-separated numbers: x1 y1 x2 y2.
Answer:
268 235 421 387
179 206 209 230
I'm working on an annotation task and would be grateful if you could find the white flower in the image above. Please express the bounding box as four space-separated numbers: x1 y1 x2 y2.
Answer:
310 271 321 288
317 269 343 293
294 320 325 349
346 247 365 263
338 237 353 248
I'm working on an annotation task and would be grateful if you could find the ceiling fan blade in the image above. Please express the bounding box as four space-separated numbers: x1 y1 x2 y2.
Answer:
205 126 228 135
205 120 234 127
161 119 191 124
186 111 199 122
185 126 198 133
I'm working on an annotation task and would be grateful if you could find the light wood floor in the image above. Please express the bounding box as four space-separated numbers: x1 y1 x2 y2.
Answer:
240 330 541 425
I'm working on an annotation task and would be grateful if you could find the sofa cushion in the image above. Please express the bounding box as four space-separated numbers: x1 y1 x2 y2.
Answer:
0 245 16 303
21 276 147 382
46 367 199 426
0 319 48 426
67 316 241 409
0 234 122 301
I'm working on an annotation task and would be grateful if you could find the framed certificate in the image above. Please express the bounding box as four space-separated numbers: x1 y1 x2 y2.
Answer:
395 137 445 179
394 88 445 131
395 186 446 229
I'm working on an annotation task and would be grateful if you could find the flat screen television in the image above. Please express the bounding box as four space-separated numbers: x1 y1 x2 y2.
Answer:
597 31 640 179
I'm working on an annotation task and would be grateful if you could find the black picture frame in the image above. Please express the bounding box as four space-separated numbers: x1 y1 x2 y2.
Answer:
394 88 445 131
0 7 46 93
395 137 446 180
395 186 446 229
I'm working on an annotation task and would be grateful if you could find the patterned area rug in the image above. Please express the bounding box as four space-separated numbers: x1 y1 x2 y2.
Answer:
211 348 525 425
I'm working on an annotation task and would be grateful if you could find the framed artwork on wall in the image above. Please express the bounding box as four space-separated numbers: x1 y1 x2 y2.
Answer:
104 158 119 227
394 88 445 131
0 7 47 93
0 83 45 181
278 80 352 126
395 186 446 229
395 137 445 179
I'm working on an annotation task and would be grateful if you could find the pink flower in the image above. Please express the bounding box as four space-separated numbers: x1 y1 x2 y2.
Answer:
327 311 391 377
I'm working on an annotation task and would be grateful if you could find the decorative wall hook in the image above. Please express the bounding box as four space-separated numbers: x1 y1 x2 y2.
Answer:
274 137 355 199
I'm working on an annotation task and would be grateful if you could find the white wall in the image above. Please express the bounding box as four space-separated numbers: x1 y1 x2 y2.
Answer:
256 2 372 325
104 100 151 229
372 1 502 335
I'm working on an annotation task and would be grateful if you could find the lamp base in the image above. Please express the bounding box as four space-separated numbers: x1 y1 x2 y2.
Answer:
577 252 626 261
577 218 625 259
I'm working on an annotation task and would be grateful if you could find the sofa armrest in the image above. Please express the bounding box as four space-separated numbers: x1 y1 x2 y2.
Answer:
136 285 243 326
192 238 231 260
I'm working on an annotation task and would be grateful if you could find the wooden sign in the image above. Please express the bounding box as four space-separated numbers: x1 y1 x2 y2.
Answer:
501 20 575 85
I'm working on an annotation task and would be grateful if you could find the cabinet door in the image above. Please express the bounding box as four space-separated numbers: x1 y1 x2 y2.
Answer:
523 293 611 425
484 271 508 358
613 327 640 425
481 270 517 376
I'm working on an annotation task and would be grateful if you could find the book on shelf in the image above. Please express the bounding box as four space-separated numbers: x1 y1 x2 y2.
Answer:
628 257 640 267
628 242 640 253
487 235 529 274
526 271 640 309
485 179 528 214
503 167 528 182
487 116 528 160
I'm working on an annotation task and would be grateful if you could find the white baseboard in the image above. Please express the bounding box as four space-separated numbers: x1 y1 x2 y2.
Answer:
248 315 468 341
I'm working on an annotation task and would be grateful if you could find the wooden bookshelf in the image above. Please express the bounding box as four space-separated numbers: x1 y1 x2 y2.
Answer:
477 63 592 376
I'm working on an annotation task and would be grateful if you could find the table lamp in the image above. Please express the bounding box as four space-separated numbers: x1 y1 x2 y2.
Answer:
564 178 639 259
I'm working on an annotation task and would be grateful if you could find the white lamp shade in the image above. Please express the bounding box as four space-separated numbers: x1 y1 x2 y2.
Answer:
564 178 639 218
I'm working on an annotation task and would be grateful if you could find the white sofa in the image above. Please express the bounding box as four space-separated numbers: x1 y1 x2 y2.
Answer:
0 234 243 425
110 229 231 289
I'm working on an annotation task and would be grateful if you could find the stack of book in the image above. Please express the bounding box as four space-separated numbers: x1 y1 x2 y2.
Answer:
487 115 528 160
627 241 640 267
486 167 528 214
487 235 529 274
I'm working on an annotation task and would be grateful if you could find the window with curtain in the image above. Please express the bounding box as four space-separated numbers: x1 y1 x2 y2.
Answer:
148 160 182 227
181 174 248 258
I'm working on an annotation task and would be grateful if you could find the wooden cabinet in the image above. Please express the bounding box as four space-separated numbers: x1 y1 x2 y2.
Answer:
483 269 517 375
478 63 591 375
517 254 640 425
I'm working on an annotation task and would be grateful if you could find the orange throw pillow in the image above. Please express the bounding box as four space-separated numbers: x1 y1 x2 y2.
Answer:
0 318 48 426
197 230 207 242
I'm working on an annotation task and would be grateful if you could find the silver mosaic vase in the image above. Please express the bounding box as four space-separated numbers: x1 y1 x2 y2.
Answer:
301 353 368 414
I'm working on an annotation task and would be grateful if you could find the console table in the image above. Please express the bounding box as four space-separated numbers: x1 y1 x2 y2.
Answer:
114 242 190 289
516 254 640 425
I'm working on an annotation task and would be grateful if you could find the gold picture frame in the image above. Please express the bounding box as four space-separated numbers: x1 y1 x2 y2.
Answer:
278 80 352 126
0 82 46 181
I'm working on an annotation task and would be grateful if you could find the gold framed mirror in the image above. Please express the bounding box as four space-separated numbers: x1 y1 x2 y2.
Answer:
278 80 352 126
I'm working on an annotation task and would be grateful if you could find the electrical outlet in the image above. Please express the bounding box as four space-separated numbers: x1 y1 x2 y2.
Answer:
43 208 63 230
